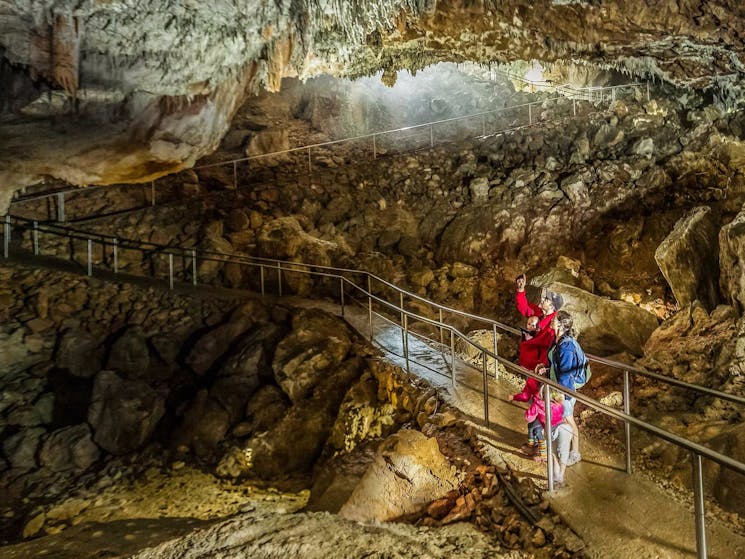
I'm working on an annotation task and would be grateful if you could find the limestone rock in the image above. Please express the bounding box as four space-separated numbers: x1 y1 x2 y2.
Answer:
177 390 231 460
243 384 291 435
339 429 459 522
245 129 289 165
197 235 234 282
186 306 257 375
56 329 104 378
210 333 268 424
245 357 364 479
88 371 165 455
38 424 99 472
548 281 658 355
719 210 745 312
655 206 719 310
2 427 45 471
272 309 352 403
227 208 250 232
469 177 490 202
0 329 29 374
106 326 150 377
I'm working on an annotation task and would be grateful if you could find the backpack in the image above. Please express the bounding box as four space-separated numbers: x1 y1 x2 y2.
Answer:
575 359 592 389
549 336 592 389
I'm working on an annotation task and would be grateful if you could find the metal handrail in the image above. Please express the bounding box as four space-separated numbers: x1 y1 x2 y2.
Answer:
8 212 745 408
1 212 734 556
11 81 646 209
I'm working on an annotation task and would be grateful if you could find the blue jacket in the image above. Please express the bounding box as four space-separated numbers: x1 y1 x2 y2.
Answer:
549 335 586 394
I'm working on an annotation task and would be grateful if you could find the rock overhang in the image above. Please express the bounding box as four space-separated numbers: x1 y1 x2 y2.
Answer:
1 0 744 200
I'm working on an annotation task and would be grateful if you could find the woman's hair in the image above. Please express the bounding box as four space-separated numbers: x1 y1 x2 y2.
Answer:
555 310 576 338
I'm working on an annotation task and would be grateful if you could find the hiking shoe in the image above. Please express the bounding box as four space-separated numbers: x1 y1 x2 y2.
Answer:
520 443 538 456
567 450 582 466
532 453 547 463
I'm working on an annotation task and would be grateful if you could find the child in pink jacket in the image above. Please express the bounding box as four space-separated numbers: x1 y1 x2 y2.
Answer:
524 395 572 487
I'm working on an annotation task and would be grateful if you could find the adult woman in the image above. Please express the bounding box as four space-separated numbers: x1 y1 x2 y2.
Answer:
543 310 586 467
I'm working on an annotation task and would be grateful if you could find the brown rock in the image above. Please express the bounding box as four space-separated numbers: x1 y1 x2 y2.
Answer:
426 497 455 520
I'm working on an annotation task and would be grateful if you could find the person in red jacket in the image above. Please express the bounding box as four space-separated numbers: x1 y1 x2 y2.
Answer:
515 273 563 332
509 314 554 454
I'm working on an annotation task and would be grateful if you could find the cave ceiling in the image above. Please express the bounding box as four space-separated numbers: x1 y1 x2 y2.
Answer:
1 0 744 204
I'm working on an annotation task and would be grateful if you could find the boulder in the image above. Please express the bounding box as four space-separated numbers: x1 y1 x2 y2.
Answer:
106 326 150 376
177 390 231 460
185 304 260 375
719 210 745 312
655 206 719 310
2 427 45 471
338 429 459 522
469 177 490 202
242 384 291 435
88 371 165 455
38 424 99 472
244 357 364 479
210 334 267 424
245 129 289 166
56 329 104 378
196 235 234 282
0 329 29 374
227 209 250 232
548 281 658 355
272 309 352 403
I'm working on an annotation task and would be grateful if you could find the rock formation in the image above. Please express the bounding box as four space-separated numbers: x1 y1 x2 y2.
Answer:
2 1 744 203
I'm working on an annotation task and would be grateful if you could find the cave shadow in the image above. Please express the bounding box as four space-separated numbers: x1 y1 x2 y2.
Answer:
1 516 219 559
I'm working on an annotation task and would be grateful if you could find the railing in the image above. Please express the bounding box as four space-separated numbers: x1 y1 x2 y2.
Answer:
1 211 740 558
10 82 647 221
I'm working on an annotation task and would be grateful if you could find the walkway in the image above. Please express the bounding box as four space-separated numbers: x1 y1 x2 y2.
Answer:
290 297 745 559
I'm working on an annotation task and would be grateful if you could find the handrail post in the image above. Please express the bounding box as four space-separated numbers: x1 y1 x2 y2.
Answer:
403 314 410 373
57 192 65 222
646 82 650 101
151 181 156 207
32 220 39 255
439 308 444 345
612 87 616 102
260 264 265 296
373 134 377 159
86 238 92 276
113 238 119 274
168 253 174 290
367 275 374 340
191 249 197 285
573 98 577 116
528 103 533 125
482 351 490 426
450 330 455 387
339 276 345 317
277 263 282 297
233 161 238 190
692 451 708 559
623 369 633 474
492 324 499 378
544 383 554 492
429 124 434 147
3 214 9 258
481 114 486 136
307 147 312 176
399 292 404 324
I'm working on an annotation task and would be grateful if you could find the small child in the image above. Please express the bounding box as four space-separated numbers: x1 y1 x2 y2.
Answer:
525 395 572 484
